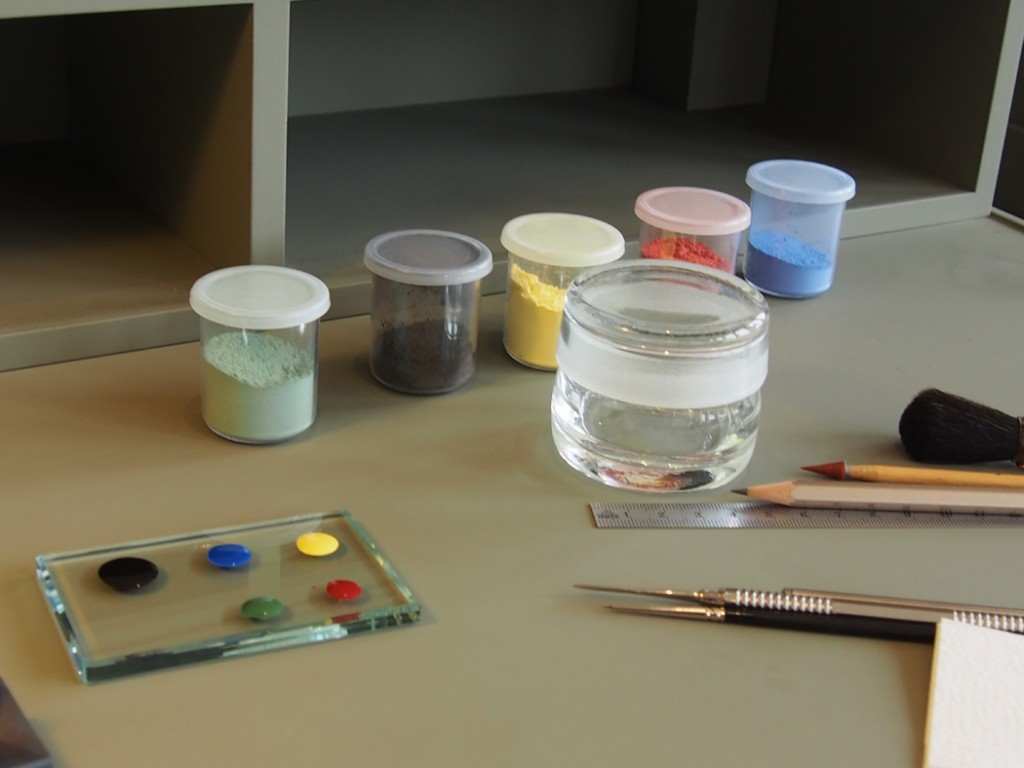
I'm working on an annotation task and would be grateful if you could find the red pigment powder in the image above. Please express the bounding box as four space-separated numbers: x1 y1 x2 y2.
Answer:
641 236 730 271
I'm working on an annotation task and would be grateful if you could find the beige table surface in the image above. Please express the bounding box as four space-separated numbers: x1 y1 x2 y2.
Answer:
3 215 1024 767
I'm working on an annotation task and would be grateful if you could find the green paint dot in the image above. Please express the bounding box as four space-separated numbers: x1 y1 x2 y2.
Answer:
241 596 285 621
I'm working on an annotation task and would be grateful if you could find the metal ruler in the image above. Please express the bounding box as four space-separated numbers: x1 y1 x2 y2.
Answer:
589 500 1024 529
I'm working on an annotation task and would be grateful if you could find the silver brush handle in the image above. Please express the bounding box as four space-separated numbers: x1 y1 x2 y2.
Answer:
724 589 833 614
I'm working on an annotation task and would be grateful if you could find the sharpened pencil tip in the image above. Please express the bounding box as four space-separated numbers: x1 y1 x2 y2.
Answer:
801 461 847 480
732 488 749 496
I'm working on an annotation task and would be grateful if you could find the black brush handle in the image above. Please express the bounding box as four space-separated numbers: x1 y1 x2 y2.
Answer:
725 607 935 643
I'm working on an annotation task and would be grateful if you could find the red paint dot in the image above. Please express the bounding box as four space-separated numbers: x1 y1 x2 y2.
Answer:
326 579 362 601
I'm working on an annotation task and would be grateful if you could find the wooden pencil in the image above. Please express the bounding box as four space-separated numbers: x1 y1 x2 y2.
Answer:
736 479 1024 515
803 461 1024 488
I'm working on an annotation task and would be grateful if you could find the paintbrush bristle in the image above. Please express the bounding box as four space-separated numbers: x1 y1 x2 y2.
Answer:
898 388 1022 465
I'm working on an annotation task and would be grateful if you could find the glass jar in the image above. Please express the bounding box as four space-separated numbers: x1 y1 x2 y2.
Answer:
189 265 331 444
364 229 492 394
635 186 750 274
552 261 769 492
744 159 856 298
501 213 624 370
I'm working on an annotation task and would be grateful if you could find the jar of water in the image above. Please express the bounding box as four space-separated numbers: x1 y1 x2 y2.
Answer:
551 261 769 492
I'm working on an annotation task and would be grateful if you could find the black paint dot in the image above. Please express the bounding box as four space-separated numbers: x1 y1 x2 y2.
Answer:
98 557 159 593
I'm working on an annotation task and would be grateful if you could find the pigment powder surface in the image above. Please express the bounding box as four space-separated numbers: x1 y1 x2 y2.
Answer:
504 260 565 369
641 236 730 272
372 319 475 394
745 231 833 297
202 331 315 443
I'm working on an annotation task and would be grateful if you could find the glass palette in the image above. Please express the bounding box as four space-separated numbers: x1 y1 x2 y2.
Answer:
36 511 420 683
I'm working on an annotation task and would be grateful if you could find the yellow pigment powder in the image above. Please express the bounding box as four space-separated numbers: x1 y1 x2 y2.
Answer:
504 260 566 369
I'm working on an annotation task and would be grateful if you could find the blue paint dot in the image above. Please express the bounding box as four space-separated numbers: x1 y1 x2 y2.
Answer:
207 543 252 569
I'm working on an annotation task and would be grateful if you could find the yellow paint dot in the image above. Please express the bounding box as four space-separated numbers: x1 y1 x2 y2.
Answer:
295 532 339 557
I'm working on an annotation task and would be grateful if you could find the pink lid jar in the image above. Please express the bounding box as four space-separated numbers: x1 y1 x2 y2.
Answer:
635 187 751 274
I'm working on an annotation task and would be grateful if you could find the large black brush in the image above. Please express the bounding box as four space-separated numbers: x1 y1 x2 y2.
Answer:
898 388 1024 467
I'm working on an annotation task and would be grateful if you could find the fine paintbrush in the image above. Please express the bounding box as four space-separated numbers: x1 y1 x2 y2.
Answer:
898 388 1024 467
575 585 934 643
604 603 937 643
576 584 1024 624
576 585 1024 643
802 460 1024 488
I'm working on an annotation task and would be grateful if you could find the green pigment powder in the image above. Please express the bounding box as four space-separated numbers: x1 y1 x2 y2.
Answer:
201 331 316 443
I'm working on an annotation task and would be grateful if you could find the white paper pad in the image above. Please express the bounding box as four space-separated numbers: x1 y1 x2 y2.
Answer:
923 618 1024 768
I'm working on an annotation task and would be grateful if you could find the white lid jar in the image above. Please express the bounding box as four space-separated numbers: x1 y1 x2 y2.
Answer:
500 212 624 370
189 265 330 444
744 159 856 298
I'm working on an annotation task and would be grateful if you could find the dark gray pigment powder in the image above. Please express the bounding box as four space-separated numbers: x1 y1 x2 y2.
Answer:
372 319 475 394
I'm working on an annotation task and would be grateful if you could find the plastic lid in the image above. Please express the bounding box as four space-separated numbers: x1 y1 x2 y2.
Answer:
634 187 751 235
500 213 625 267
746 160 856 204
364 229 493 286
189 265 330 330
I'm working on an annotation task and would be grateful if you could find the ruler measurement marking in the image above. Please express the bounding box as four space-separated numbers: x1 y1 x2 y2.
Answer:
590 501 1024 529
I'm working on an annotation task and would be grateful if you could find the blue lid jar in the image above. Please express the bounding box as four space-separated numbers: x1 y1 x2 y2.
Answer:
744 160 856 298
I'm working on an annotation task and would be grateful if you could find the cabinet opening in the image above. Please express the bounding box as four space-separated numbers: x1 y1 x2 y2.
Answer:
285 0 1013 305
0 6 252 346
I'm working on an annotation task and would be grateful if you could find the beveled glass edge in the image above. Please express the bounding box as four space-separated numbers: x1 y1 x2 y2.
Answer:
340 511 418 606
34 510 422 684
35 560 88 679
35 511 344 564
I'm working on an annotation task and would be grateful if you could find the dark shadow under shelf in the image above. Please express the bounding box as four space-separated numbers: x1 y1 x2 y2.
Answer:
0 142 219 336
0 142 222 370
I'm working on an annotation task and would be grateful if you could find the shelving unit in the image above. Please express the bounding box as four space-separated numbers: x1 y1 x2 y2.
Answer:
2 0 1022 371
0 1 257 369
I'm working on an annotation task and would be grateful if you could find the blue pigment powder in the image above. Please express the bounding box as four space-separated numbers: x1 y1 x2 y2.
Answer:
745 231 834 298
